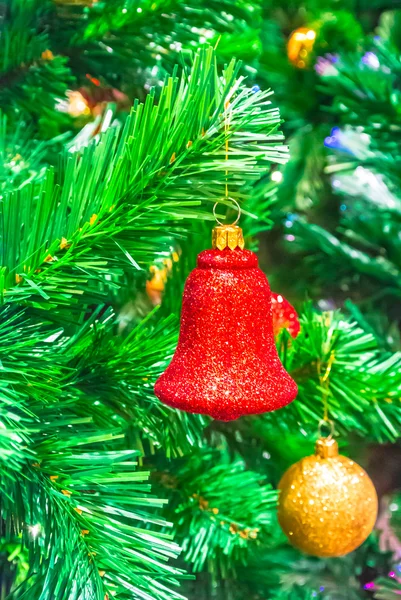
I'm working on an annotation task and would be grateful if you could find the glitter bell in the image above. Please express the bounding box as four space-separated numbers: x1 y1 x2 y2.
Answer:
154 215 298 420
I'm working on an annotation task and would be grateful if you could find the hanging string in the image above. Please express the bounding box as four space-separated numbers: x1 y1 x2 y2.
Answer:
317 350 336 437
224 99 230 201
213 98 241 226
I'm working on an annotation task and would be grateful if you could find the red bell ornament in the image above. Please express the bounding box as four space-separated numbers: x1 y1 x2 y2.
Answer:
154 224 298 420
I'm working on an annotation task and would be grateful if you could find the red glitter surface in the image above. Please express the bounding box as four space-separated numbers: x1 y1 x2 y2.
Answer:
154 247 298 420
271 292 300 338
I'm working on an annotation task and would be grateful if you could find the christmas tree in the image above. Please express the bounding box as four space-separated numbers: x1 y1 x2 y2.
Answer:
1 1 401 599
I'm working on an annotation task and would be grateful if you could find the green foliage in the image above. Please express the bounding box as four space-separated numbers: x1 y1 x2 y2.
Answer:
0 307 188 598
374 578 401 599
162 452 278 577
0 0 73 136
276 305 401 441
281 36 401 340
2 0 401 599
0 0 264 134
0 113 56 192
60 0 263 81
2 450 185 600
0 43 290 599
1 46 286 322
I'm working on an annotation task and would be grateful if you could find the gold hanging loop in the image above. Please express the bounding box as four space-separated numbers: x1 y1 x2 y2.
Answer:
213 198 241 227
317 418 335 440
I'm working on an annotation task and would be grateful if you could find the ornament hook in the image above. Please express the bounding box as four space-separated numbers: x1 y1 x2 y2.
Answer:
317 418 335 440
213 198 241 227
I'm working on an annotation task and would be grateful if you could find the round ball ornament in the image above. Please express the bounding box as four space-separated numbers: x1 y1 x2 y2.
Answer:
278 437 378 557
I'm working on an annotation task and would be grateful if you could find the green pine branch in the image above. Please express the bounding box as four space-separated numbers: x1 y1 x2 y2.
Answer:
0 306 191 599
0 112 60 193
158 451 278 577
288 38 401 313
275 304 401 442
0 0 264 134
0 0 73 136
66 310 208 457
2 445 185 600
374 579 401 600
290 218 401 296
2 46 287 320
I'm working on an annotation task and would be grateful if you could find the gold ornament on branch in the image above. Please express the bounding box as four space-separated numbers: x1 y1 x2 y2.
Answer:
287 27 316 68
278 436 378 557
146 252 180 305
41 49 54 61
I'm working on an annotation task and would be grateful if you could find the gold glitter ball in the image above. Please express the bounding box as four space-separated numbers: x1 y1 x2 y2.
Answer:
278 437 378 557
